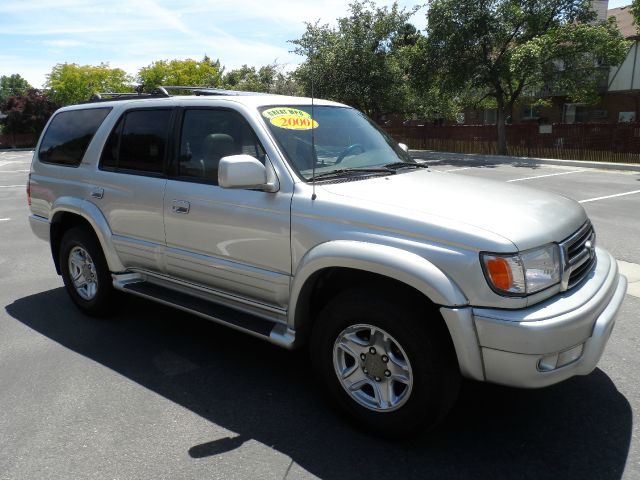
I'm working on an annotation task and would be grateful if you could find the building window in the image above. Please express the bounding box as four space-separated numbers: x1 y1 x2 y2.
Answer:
619 112 637 123
484 109 497 125
522 105 540 120
563 104 589 124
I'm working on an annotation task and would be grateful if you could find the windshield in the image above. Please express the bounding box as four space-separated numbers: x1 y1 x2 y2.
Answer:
259 105 414 181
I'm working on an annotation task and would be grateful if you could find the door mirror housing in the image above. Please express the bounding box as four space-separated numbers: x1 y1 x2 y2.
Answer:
398 143 409 153
218 155 277 191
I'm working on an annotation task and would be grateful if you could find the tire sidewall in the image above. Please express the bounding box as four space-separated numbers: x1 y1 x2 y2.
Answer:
59 227 114 316
311 291 458 436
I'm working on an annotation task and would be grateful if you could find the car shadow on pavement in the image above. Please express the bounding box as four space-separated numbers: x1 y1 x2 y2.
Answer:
6 288 632 480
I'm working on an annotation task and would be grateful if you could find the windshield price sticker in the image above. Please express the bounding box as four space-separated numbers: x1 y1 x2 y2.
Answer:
262 107 319 130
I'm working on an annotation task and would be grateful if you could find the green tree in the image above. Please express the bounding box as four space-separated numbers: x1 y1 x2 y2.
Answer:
291 0 420 121
0 74 32 104
137 56 224 91
0 90 58 135
45 63 132 106
632 0 640 32
223 63 301 95
271 69 303 96
426 0 629 154
224 64 276 92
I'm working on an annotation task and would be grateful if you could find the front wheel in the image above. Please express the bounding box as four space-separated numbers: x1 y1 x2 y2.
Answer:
311 290 460 437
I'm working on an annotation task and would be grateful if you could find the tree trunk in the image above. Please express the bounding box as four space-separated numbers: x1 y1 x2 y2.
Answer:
496 104 507 155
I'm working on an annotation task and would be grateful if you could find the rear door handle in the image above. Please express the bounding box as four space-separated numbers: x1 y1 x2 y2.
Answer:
172 200 190 214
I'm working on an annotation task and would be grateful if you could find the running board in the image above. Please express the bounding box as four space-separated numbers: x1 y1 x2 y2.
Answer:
113 277 295 348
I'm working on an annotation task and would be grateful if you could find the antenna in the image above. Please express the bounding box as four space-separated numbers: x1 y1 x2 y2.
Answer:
310 47 317 201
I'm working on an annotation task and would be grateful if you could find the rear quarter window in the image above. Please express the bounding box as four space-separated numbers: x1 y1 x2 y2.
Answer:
38 108 112 166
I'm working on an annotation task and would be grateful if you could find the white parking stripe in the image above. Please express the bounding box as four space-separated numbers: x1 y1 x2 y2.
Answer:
0 161 26 166
0 185 24 188
444 167 476 172
0 218 10 222
506 170 584 182
0 169 30 173
579 189 640 204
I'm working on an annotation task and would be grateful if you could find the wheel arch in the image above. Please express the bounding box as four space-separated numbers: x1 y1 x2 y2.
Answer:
50 197 124 274
289 241 468 345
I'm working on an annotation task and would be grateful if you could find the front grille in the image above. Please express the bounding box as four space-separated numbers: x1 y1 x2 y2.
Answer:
560 221 597 290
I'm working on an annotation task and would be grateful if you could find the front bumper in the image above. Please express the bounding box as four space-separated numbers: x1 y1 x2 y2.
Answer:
443 248 627 388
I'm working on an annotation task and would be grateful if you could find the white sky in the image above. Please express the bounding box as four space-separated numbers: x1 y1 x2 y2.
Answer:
0 0 633 88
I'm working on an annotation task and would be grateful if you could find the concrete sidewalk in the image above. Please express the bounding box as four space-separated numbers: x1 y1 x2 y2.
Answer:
410 149 640 173
619 261 640 298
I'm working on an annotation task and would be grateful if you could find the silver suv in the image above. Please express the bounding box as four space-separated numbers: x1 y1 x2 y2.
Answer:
28 88 627 436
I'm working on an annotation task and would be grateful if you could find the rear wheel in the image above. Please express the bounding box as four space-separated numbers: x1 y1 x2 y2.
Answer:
311 289 460 436
59 227 119 317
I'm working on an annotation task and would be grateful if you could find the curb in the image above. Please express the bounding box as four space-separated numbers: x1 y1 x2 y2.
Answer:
410 150 640 173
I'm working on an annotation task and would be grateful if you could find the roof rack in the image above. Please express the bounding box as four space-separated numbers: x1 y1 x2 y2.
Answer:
160 86 262 96
87 85 263 103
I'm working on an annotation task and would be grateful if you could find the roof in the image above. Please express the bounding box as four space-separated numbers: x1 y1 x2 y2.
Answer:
608 5 639 39
59 93 347 113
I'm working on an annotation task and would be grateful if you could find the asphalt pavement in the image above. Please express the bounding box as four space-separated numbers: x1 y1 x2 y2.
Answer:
1 150 639 480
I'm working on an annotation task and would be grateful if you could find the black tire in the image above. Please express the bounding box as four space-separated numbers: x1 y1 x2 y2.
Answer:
59 227 120 317
310 289 460 437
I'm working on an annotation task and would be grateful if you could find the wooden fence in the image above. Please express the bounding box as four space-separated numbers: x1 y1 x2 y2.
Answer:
385 123 640 164
0 133 38 149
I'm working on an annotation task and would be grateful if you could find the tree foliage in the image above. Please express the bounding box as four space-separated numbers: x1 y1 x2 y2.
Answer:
137 56 223 91
224 64 276 92
0 74 32 104
291 0 420 120
45 63 132 106
632 0 640 33
223 63 301 95
426 0 629 153
0 90 58 134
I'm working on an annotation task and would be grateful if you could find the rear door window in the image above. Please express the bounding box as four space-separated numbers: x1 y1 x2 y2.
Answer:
38 108 111 166
100 109 173 175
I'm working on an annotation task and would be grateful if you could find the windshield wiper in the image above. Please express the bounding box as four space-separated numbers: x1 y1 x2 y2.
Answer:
383 161 429 170
308 167 396 182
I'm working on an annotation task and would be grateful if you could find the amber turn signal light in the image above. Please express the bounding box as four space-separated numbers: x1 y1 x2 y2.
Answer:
485 257 513 291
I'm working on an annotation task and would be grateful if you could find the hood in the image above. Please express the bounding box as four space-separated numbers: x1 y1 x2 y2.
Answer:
321 169 587 251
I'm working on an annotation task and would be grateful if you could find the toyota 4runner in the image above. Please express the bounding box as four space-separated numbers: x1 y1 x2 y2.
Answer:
28 87 627 435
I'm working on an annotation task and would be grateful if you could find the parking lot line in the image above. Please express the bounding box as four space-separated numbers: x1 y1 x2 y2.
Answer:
579 189 640 204
443 167 476 172
0 185 25 188
506 170 585 182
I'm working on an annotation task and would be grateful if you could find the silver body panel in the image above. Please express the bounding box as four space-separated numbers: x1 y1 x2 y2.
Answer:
93 171 167 272
163 179 291 308
28 94 626 389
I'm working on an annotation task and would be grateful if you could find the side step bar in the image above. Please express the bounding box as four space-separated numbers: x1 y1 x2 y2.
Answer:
113 278 295 349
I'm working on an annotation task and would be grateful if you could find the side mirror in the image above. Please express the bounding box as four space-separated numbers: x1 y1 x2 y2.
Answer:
398 143 409 153
219 155 275 191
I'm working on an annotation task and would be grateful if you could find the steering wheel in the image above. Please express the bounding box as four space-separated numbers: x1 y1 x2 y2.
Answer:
335 144 365 164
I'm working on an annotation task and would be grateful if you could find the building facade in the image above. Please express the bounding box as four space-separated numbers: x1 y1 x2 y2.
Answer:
463 2 639 126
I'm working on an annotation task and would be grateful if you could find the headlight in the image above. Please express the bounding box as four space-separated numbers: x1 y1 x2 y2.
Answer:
481 244 561 296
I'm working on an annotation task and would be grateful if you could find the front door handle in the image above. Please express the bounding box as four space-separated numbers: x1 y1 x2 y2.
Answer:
172 200 190 214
